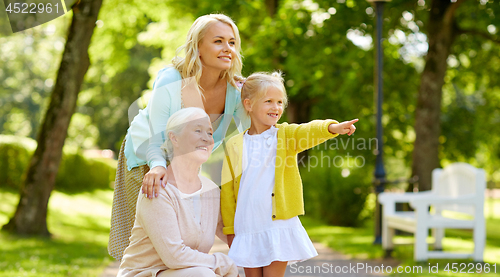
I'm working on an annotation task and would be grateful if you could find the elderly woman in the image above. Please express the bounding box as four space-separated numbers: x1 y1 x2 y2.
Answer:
117 107 238 277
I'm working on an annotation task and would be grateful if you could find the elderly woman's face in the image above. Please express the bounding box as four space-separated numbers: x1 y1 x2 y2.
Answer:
173 114 214 162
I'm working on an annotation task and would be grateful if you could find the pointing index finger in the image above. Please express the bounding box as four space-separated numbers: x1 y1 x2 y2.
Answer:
348 118 359 124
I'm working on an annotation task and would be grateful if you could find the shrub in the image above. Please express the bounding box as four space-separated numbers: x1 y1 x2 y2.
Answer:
0 142 32 192
301 152 373 227
55 152 116 194
0 136 116 194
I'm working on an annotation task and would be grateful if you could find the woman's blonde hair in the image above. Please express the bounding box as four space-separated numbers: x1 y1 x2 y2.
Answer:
160 107 210 161
241 71 288 114
172 14 243 93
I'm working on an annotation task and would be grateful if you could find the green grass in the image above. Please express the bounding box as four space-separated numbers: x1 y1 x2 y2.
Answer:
302 198 500 276
0 190 114 277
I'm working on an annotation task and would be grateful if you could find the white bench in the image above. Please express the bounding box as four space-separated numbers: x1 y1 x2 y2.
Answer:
378 163 486 261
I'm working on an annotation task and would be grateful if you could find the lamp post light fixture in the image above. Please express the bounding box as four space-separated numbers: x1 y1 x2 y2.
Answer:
367 0 390 245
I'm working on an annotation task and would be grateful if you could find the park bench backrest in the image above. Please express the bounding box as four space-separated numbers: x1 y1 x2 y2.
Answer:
432 162 485 216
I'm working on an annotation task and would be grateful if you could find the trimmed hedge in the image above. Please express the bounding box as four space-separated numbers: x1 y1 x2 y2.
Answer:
56 153 116 193
0 135 116 194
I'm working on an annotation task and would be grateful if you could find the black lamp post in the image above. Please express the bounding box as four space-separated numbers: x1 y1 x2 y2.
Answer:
367 0 390 245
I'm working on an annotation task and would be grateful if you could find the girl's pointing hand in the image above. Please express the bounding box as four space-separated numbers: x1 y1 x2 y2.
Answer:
328 119 358 136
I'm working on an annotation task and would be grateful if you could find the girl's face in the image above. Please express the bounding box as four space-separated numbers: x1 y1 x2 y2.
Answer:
172 115 214 163
245 86 285 131
198 22 236 72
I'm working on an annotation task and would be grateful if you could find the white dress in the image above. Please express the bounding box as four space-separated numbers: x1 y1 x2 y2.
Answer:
228 126 318 268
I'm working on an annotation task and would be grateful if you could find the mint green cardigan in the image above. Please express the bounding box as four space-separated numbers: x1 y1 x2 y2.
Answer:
124 67 250 171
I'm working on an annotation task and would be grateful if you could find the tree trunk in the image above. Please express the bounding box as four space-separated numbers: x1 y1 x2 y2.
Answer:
287 98 313 167
3 0 103 236
411 0 461 191
263 0 314 167
265 0 279 18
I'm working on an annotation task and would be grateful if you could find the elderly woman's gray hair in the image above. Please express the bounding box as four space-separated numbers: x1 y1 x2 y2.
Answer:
160 107 209 161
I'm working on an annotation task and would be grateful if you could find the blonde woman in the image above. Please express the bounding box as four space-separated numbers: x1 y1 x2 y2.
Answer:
118 107 238 277
109 14 250 260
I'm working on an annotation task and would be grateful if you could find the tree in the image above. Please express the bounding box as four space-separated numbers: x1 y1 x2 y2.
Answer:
3 0 103 236
411 0 460 191
412 0 500 191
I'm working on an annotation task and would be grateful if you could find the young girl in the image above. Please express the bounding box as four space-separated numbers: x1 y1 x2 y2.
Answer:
220 71 358 277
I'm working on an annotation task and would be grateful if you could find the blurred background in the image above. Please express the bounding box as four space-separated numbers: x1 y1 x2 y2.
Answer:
0 0 499 276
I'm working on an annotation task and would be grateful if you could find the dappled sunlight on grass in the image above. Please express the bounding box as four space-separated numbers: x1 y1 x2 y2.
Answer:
485 247 500 265
444 237 474 251
0 191 18 225
0 189 114 276
389 224 500 276
485 199 500 219
49 190 113 219
0 232 111 277
48 190 113 245
300 216 385 259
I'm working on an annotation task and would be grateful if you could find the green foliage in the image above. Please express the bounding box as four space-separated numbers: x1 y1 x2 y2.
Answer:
0 17 69 139
80 0 191 152
55 153 115 194
0 142 31 192
0 136 116 194
65 113 100 150
301 152 373 227
381 0 500 182
439 9 500 181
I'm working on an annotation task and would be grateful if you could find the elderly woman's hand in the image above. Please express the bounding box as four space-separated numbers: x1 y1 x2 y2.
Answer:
142 166 167 199
213 253 238 277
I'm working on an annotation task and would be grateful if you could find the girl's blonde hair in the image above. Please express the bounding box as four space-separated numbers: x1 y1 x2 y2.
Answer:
160 107 210 161
172 14 244 92
241 71 288 114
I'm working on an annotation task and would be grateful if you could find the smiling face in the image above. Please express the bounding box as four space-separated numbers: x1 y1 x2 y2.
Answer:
170 114 214 163
245 86 285 133
198 21 236 72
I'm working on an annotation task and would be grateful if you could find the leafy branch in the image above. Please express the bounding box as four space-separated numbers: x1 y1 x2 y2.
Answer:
458 27 500 45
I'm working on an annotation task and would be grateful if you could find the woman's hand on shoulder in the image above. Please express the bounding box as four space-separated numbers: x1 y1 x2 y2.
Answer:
142 166 167 199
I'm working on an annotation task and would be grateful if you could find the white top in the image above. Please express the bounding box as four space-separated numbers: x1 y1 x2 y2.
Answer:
178 184 203 225
228 126 317 268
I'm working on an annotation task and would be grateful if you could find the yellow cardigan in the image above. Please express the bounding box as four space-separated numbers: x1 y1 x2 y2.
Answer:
220 119 339 235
